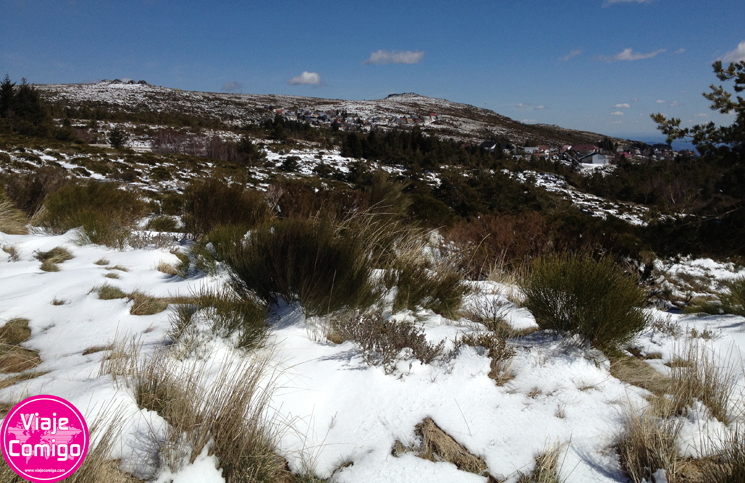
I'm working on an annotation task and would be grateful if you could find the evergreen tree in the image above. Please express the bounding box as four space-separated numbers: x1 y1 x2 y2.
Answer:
108 125 127 149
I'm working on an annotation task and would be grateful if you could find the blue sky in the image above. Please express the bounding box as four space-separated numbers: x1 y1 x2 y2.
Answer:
1 0 743 137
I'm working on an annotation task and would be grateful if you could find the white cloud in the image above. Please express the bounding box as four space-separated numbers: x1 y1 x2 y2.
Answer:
221 81 242 92
674 48 685 54
362 50 425 65
516 103 530 108
694 113 709 117
534 105 547 110
611 111 625 116
287 71 322 85
722 41 745 63
560 50 582 61
521 119 537 123
614 103 631 108
598 48 666 62
603 0 654 6
669 101 680 107
655 99 666 104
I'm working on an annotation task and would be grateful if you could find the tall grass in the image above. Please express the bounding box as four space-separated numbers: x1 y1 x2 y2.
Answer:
182 178 272 238
523 253 650 350
131 351 287 482
42 181 146 248
227 218 379 316
0 191 28 235
722 276 745 317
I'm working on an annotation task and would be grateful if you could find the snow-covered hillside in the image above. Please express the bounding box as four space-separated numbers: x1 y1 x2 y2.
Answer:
1 228 744 482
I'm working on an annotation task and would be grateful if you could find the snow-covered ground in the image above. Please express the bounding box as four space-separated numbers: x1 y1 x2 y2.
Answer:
2 228 744 482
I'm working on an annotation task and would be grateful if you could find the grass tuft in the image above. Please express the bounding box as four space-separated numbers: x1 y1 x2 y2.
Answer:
36 246 73 272
3 245 20 262
227 218 379 316
455 331 516 385
517 442 566 483
94 257 110 265
0 318 42 374
169 286 268 350
94 283 127 300
128 292 169 316
0 195 29 235
157 260 179 276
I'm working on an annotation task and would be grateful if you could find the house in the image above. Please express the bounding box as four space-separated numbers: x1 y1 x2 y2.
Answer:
579 153 610 165
571 144 600 156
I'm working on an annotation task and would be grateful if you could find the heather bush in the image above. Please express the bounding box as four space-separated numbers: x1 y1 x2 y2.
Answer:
226 218 378 316
523 253 650 350
42 181 146 248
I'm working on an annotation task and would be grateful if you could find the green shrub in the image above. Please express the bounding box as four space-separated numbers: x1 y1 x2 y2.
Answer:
182 178 272 237
42 181 146 248
523 253 650 350
227 218 378 316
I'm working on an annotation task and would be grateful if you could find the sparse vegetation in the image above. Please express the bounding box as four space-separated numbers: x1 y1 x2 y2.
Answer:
0 317 42 374
455 331 515 385
0 191 28 234
3 244 20 261
94 283 127 300
523 253 650 351
328 309 445 374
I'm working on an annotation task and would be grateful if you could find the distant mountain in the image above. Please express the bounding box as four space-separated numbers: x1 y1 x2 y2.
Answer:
37 81 627 147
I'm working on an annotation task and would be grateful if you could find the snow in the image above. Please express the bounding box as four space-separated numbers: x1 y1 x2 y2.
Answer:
1 228 744 482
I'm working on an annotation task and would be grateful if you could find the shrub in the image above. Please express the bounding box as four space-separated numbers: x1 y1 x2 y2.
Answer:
328 309 445 374
523 253 650 350
0 166 69 216
227 218 379 316
182 178 272 237
42 181 146 248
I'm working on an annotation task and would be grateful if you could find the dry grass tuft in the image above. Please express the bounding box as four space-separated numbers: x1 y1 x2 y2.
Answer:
667 340 740 424
107 265 129 272
701 425 745 482
517 442 566 483
128 292 169 316
0 371 49 391
455 331 515 385
616 401 684 483
0 197 29 235
94 257 110 265
105 272 120 279
0 405 144 483
93 283 127 300
610 355 671 396
51 297 67 305
0 318 42 375
36 246 73 272
157 260 179 276
83 344 113 356
3 245 20 262
395 418 490 476
130 350 288 482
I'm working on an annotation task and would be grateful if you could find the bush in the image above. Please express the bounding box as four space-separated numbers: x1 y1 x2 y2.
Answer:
227 218 379 316
182 178 272 237
523 253 650 350
42 181 146 248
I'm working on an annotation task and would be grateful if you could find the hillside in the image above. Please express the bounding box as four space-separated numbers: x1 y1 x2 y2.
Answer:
36 81 623 146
